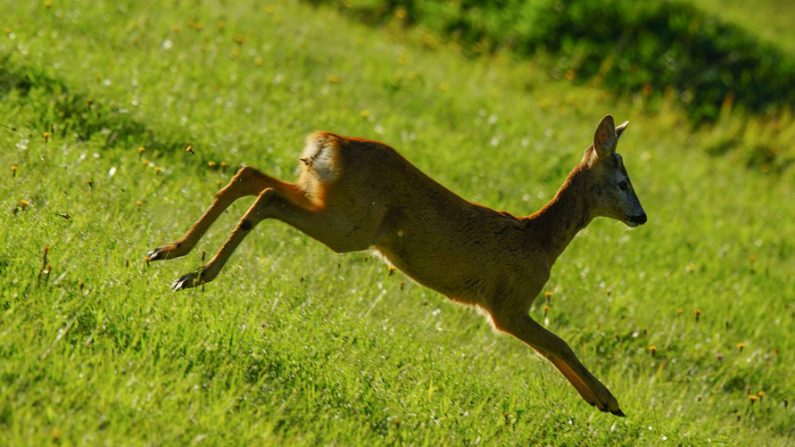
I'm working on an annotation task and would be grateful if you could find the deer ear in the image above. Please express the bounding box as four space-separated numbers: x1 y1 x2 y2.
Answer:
616 120 629 138
593 114 617 158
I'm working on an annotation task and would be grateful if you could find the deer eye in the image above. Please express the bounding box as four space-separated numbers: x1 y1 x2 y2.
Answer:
618 181 628 191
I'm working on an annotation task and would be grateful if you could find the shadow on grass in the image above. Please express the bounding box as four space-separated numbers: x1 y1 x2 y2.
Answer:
0 54 198 159
309 0 795 124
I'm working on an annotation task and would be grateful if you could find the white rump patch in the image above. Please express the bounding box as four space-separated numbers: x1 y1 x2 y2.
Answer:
301 137 341 183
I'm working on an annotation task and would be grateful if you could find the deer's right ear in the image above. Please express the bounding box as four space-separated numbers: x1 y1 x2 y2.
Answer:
593 115 617 159
615 120 629 138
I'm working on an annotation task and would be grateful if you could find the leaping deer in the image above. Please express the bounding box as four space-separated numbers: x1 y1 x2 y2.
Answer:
147 115 646 415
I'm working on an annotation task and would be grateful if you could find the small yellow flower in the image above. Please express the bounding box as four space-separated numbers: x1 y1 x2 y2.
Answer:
695 309 702 322
747 394 758 404
648 345 657 356
207 160 217 169
394 7 407 20
736 342 746 352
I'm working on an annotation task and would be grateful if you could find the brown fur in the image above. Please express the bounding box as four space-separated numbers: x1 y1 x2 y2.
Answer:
147 115 646 415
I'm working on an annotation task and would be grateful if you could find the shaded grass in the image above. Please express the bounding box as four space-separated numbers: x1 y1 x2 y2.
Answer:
309 0 795 122
691 0 795 56
0 55 190 158
1 0 794 445
308 0 795 173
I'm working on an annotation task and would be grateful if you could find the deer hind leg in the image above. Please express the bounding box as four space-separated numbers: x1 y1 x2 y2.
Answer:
490 311 624 416
147 166 293 262
170 185 379 290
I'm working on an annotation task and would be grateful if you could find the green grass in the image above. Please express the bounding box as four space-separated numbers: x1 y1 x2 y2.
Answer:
312 0 795 171
1 0 793 445
691 0 795 56
312 0 795 123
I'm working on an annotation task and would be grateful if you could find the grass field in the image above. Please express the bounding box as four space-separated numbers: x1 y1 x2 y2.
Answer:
1 0 794 445
692 0 795 56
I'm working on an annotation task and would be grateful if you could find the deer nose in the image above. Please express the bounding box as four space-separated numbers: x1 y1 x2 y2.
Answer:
629 212 647 225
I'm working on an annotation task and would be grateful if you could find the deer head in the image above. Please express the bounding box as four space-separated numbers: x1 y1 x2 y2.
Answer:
584 115 647 227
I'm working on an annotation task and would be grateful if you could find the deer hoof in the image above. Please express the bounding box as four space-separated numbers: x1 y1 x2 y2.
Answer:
171 271 199 290
591 400 624 416
146 247 169 262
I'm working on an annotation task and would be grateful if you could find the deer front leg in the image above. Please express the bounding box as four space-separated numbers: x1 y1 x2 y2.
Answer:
146 166 290 262
492 312 624 416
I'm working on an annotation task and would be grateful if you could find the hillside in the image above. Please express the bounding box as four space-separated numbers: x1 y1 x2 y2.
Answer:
1 0 793 445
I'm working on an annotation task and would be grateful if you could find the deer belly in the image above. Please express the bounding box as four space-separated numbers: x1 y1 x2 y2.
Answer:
370 244 484 305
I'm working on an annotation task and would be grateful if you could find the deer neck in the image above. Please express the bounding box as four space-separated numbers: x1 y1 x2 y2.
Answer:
527 164 593 264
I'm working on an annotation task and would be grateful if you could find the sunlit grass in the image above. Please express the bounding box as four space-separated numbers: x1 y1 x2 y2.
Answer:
1 0 793 445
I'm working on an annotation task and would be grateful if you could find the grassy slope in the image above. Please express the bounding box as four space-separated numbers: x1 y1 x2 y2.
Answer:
315 0 795 173
1 0 793 445
690 0 795 56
